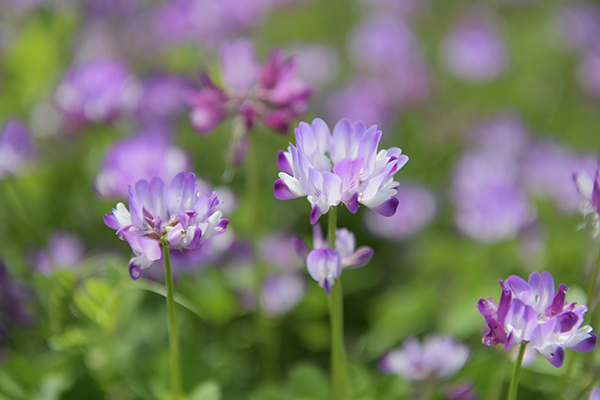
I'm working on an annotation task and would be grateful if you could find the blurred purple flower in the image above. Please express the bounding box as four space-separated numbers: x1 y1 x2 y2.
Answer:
478 271 596 367
0 119 34 179
288 44 340 87
441 12 508 82
274 118 408 223
261 273 306 316
577 45 600 97
552 3 600 53
0 261 33 327
379 334 470 381
472 113 529 157
590 387 600 400
365 182 436 241
137 74 190 122
104 171 229 280
54 59 141 129
522 139 598 213
95 124 191 199
452 152 534 243
33 231 85 275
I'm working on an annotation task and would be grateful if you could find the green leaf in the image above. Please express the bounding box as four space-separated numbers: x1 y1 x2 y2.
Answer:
189 380 221 400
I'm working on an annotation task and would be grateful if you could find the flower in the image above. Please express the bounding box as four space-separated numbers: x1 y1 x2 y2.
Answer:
274 117 408 223
590 387 600 400
54 59 140 128
574 167 600 236
104 171 229 280
292 225 373 294
478 272 596 367
379 334 470 381
0 118 34 179
32 231 86 275
187 38 313 164
95 124 191 198
137 74 190 122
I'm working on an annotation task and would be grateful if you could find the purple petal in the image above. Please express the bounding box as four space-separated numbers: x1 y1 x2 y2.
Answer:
219 38 259 93
129 262 145 280
497 288 512 324
570 333 596 353
291 237 310 262
263 109 291 134
167 223 185 246
310 204 323 225
558 312 578 333
345 192 359 214
274 179 298 200
546 283 568 317
371 196 399 217
344 246 374 269
590 387 600 400
104 212 120 230
277 150 293 175
323 278 331 295
486 315 508 345
545 346 565 368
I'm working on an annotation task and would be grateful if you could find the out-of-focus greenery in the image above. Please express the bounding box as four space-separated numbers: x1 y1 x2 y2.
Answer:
1 0 599 399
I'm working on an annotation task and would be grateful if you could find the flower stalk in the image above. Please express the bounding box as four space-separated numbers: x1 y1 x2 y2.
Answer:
507 341 528 400
327 207 352 400
162 240 182 400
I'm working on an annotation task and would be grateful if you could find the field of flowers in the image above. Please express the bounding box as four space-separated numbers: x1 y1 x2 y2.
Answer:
1 0 600 399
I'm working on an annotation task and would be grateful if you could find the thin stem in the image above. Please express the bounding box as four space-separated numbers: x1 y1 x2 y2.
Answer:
585 244 600 325
574 368 600 400
507 341 528 400
327 207 352 400
163 244 181 400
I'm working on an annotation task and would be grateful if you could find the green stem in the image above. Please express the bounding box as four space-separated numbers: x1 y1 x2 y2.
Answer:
327 207 352 400
163 244 181 400
507 341 528 400
585 244 600 325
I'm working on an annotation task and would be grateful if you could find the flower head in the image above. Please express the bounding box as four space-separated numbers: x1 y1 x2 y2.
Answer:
274 117 408 223
104 171 229 279
379 334 470 381
478 271 596 367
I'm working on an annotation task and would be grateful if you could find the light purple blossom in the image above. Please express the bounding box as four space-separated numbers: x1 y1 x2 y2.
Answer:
365 182 436 241
54 59 140 129
478 271 596 367
137 74 190 122
33 232 86 275
274 118 408 223
104 171 229 280
95 124 191 199
379 334 470 381
552 3 600 53
0 119 34 179
441 11 508 82
590 387 600 400
261 273 307 316
188 38 313 134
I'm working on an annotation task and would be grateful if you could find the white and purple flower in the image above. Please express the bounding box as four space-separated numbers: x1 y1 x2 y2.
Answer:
292 225 373 294
379 334 470 381
478 271 596 367
274 117 408 224
104 171 229 280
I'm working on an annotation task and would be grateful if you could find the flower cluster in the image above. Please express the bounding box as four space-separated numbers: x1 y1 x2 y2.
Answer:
292 225 373 294
379 334 470 381
478 271 596 367
574 168 600 237
274 117 408 224
104 171 229 280
187 39 313 164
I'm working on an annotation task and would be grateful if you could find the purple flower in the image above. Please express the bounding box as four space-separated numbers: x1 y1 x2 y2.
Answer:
274 118 408 223
293 225 373 294
137 74 190 122
261 273 307 316
0 119 34 179
187 38 313 140
54 59 140 128
552 3 600 53
95 124 191 199
478 272 596 367
104 171 229 280
32 231 86 275
590 387 600 400
365 182 436 241
577 45 600 97
574 168 600 237
379 334 470 381
441 11 508 82
288 44 340 86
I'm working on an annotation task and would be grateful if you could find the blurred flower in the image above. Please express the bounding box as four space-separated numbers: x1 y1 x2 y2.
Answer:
288 44 340 87
32 231 85 275
104 171 229 279
574 168 600 237
365 182 436 241
522 139 598 213
441 11 508 82
95 124 191 199
54 59 141 129
274 117 408 223
188 38 313 165
590 387 600 400
0 261 33 327
472 113 529 157
577 45 600 97
137 74 190 122
379 334 470 381
0 119 34 179
478 271 596 367
261 273 306 316
552 3 600 53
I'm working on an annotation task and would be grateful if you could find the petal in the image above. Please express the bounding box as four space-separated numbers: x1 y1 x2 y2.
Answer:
569 333 596 353
277 150 293 175
274 178 299 200
310 204 323 225
371 196 399 217
291 237 310 262
219 39 259 93
343 246 374 269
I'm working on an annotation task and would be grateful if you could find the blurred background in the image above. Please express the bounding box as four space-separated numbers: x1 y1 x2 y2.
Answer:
1 0 600 399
